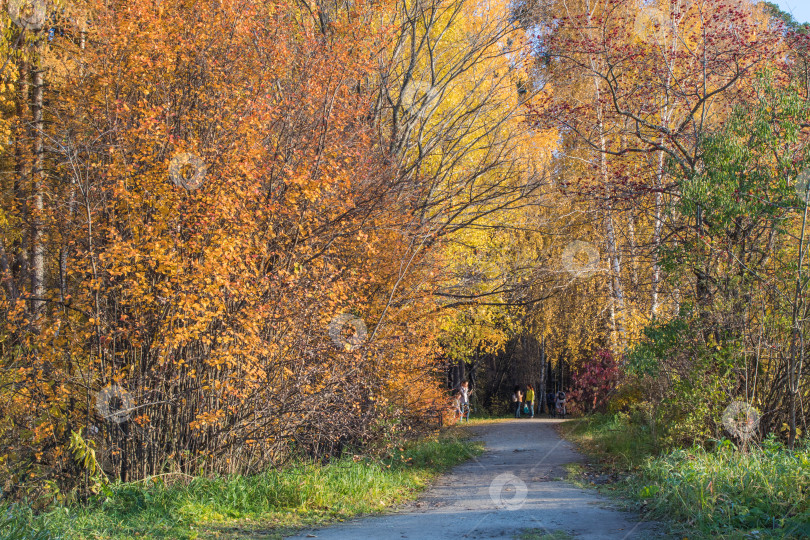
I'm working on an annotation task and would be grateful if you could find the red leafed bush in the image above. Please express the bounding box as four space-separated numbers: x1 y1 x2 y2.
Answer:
570 350 621 414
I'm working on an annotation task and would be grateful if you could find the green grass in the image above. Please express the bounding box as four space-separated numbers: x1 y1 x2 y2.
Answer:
0 503 60 540
560 412 656 469
455 406 510 424
461 416 508 426
460 406 551 425
2 428 483 540
629 438 810 539
562 413 810 539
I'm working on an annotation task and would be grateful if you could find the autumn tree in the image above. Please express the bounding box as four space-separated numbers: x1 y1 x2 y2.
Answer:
529 0 785 349
0 0 452 497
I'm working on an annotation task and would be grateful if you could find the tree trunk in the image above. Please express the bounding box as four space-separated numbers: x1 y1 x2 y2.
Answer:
591 51 626 349
30 46 45 321
651 145 667 317
538 335 546 413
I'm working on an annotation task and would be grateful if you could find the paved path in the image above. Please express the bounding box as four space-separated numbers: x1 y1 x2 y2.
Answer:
287 418 660 540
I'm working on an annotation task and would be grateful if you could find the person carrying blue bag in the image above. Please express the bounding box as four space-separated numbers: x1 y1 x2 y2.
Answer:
525 385 535 418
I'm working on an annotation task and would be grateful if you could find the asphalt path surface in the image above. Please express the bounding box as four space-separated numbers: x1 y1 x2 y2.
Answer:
288 418 660 540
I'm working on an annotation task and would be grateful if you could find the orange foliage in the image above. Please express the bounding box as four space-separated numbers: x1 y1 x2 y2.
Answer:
0 0 454 498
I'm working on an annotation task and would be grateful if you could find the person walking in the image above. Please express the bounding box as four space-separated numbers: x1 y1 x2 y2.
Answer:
555 389 567 418
525 384 535 418
547 391 555 417
459 381 471 422
512 385 523 418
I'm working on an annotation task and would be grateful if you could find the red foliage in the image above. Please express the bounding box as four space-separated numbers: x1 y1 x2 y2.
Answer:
570 350 620 414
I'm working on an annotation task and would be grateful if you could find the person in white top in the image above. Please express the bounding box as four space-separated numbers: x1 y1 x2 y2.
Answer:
459 381 471 421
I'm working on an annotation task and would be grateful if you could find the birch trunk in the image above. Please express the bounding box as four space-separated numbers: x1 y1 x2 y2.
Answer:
586 1 626 349
30 46 45 320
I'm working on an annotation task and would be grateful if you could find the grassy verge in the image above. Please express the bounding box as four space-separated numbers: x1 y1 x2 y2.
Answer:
559 412 656 469
631 439 810 538
2 428 483 540
461 416 509 426
561 413 810 539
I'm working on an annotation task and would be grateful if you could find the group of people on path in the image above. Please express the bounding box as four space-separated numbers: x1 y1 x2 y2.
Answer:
449 380 567 422
512 385 566 418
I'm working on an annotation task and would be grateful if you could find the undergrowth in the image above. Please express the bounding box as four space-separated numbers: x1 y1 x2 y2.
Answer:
563 413 810 539
630 437 810 538
561 412 656 468
1 428 482 540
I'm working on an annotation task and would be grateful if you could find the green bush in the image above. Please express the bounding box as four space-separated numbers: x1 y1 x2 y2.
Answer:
625 312 741 449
